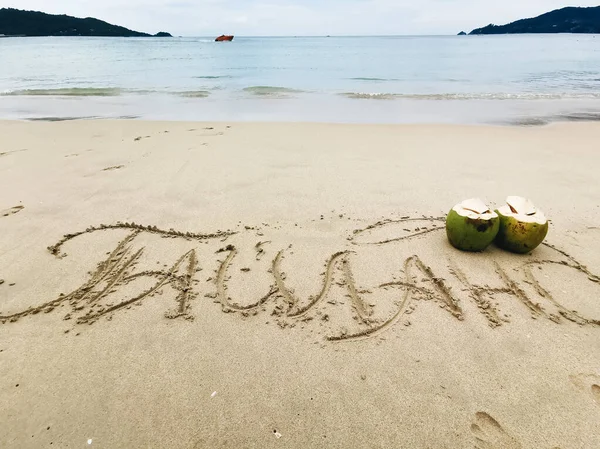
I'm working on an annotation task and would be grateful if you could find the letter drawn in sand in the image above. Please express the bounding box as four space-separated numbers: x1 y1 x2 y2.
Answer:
329 255 463 341
450 260 550 324
450 265 506 327
1 231 142 323
2 222 233 324
273 249 348 317
523 261 600 326
215 245 278 313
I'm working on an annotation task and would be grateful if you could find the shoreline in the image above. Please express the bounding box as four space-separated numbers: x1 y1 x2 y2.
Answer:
3 94 600 126
3 116 600 129
1 120 599 448
6 115 600 126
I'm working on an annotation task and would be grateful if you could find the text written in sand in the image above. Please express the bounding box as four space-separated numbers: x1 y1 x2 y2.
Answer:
1 217 599 341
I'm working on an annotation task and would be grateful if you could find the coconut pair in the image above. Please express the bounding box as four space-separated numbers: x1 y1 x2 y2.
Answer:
446 197 548 253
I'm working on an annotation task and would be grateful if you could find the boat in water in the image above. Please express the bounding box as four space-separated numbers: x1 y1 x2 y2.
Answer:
215 35 234 42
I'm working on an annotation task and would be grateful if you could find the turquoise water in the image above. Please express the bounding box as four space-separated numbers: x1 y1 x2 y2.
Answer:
1 35 600 123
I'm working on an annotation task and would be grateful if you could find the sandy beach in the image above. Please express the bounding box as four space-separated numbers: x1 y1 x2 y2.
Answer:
1 119 599 448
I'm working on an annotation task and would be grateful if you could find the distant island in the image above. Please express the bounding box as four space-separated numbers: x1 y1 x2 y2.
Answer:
468 6 600 35
0 8 171 37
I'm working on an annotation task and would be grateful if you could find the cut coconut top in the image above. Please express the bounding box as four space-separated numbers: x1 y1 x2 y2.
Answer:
497 196 547 224
453 198 498 220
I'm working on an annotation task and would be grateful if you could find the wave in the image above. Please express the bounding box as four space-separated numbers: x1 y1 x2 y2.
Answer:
193 75 231 79
348 77 397 82
341 92 398 100
174 90 211 98
1 88 212 98
2 88 123 97
340 92 600 101
555 112 600 122
5 87 600 102
27 116 101 122
243 86 305 97
510 112 600 127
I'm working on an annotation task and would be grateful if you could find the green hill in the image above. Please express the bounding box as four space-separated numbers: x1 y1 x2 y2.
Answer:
0 8 171 37
469 6 600 35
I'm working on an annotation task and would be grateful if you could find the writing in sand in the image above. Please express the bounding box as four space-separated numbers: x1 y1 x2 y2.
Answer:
1 216 599 342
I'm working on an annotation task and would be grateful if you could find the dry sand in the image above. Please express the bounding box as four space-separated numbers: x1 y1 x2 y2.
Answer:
1 120 599 448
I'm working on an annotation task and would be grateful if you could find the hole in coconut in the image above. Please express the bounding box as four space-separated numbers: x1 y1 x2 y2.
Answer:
506 196 537 216
465 207 491 215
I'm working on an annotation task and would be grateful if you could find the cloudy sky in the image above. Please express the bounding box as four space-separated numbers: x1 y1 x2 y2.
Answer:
2 1 599 36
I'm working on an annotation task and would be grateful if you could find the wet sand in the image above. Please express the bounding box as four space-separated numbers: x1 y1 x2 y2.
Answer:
1 120 599 448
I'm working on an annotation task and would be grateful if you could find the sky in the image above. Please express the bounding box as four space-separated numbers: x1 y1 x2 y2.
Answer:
2 1 599 36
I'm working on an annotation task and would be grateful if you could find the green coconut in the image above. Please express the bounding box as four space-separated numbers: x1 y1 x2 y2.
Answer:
446 198 500 252
495 196 548 254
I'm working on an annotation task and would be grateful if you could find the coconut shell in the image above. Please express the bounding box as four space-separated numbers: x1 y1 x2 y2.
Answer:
495 210 549 254
446 208 499 252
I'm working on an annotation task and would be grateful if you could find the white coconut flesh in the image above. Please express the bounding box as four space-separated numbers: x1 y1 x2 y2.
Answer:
497 196 547 225
452 198 498 220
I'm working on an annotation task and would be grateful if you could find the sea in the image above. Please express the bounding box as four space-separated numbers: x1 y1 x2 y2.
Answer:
1 34 600 125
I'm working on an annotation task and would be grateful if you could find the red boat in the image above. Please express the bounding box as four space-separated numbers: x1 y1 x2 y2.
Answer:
215 35 234 42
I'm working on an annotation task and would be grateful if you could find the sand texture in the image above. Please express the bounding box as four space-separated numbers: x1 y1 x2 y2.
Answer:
1 120 599 448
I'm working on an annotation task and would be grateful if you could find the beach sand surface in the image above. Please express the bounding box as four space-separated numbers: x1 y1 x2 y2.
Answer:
1 120 600 448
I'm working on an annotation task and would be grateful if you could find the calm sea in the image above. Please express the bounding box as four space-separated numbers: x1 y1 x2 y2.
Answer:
1 35 600 124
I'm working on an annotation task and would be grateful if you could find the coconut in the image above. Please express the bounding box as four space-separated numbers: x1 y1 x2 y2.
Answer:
495 196 548 254
446 198 500 252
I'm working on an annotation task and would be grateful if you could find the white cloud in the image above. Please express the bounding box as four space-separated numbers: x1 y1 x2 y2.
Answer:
1 0 599 35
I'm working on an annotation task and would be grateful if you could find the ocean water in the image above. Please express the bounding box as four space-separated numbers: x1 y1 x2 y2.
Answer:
1 35 600 124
